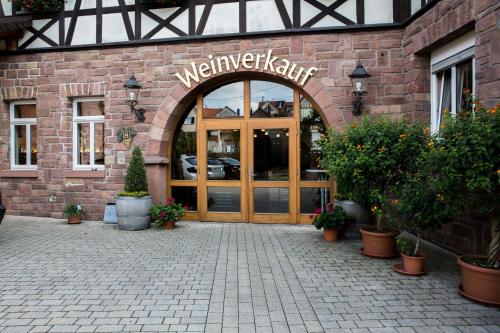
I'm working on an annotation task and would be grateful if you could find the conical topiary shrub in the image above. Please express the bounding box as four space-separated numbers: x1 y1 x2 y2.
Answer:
116 147 152 231
123 146 149 195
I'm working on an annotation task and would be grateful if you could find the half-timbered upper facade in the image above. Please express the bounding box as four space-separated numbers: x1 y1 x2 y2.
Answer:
0 0 432 50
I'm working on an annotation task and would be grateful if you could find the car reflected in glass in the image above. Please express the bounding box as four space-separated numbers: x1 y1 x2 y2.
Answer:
219 157 240 180
180 155 225 180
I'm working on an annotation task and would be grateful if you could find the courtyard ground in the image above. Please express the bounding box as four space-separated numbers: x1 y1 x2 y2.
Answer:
0 216 498 333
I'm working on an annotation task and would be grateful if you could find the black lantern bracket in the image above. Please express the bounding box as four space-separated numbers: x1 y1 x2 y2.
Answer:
124 74 146 123
348 61 370 116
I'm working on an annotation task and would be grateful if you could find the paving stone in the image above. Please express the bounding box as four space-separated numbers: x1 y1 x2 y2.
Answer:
0 218 495 333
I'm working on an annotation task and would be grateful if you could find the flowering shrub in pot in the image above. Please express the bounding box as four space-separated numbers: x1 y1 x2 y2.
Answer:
432 95 500 305
116 147 152 231
63 203 86 224
150 198 186 230
312 204 353 241
320 117 428 257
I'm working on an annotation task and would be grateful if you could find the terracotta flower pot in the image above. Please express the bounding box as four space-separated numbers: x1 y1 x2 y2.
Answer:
164 220 176 230
401 253 425 274
457 256 500 306
360 226 398 258
68 216 81 224
323 228 339 241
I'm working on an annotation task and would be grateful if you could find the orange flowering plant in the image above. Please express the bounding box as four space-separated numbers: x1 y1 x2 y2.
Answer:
319 117 428 232
432 94 500 267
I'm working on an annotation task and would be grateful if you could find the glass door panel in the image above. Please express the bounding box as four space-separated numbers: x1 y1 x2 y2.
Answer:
200 121 247 222
248 120 296 224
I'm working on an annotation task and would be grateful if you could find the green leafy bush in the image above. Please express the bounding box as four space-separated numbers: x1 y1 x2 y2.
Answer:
150 198 186 226
396 235 415 256
320 117 428 231
63 203 86 218
18 0 63 12
431 95 500 267
123 147 149 196
312 204 354 231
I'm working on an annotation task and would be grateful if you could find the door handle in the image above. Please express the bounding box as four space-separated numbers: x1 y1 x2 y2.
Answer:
248 169 255 182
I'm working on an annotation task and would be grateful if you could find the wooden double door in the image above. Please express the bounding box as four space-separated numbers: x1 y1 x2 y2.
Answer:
199 118 297 223
168 79 333 224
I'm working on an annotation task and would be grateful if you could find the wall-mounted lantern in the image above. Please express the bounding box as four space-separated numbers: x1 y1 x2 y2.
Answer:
123 74 146 122
348 61 370 116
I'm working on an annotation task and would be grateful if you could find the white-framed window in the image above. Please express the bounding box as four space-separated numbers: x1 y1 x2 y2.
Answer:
10 101 37 170
72 97 105 170
431 32 475 133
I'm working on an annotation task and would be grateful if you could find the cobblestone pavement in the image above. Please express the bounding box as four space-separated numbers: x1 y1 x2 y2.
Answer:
0 216 498 333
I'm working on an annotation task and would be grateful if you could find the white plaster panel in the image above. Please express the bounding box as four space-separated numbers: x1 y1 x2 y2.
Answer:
102 12 134 43
1 0 12 15
312 16 344 28
364 0 393 24
202 3 239 35
69 16 96 45
247 0 285 32
336 0 356 23
301 0 321 25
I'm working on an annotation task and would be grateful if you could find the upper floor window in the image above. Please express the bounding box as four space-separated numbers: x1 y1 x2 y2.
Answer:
10 102 37 170
72 98 105 170
431 32 475 133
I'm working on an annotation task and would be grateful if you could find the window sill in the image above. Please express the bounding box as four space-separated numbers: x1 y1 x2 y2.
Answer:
64 170 105 178
0 170 39 178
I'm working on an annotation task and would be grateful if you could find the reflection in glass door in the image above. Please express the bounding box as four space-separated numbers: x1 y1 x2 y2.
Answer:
248 120 296 224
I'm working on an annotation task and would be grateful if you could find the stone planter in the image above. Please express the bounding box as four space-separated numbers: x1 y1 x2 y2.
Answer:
116 196 152 231
457 256 500 306
335 200 371 239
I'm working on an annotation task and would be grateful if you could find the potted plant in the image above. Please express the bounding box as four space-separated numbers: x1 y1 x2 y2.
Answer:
312 204 353 241
392 168 455 275
434 95 500 305
63 203 86 224
16 0 64 12
150 198 186 230
320 117 428 258
116 147 152 231
333 191 372 239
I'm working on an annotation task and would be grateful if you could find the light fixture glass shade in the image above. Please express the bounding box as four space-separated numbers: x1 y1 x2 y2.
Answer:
349 61 370 94
124 74 141 103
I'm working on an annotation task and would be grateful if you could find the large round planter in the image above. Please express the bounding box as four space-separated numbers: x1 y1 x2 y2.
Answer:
457 256 500 306
0 203 5 225
360 226 398 258
401 253 425 274
323 228 339 241
116 196 152 231
335 200 371 239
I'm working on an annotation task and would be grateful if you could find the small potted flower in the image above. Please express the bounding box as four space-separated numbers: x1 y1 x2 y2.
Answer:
150 198 186 230
312 204 353 241
63 203 86 224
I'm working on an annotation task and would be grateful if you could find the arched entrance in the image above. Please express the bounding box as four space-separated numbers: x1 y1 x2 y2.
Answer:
168 78 332 224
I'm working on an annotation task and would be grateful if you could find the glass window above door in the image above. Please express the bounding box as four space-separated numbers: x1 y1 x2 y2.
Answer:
251 81 294 118
203 81 244 118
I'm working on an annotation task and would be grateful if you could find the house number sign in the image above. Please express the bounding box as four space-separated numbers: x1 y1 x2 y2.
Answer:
175 50 318 88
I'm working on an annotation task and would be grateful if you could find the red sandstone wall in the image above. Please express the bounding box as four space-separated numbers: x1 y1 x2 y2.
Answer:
0 30 406 220
403 0 499 256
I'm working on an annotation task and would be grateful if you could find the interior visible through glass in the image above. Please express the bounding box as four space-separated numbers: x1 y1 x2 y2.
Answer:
14 104 36 118
251 81 293 118
172 187 198 212
253 128 289 181
30 125 37 165
207 129 240 180
253 188 289 213
300 187 330 213
77 101 105 117
77 123 90 165
14 125 27 165
94 123 105 165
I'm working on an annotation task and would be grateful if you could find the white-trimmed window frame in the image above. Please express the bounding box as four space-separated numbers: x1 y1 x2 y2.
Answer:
10 100 37 170
72 97 105 171
430 32 476 133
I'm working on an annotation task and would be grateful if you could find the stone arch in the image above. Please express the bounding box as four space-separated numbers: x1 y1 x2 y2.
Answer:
147 71 345 158
145 70 345 204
